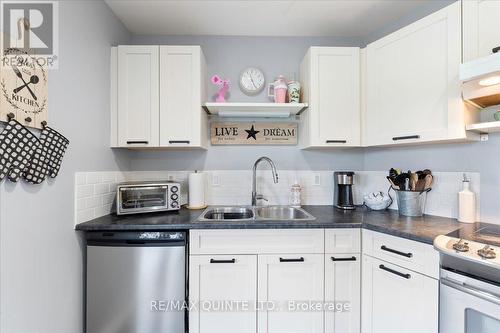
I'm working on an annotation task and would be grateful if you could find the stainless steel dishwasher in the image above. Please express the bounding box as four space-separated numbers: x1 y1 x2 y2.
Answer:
86 231 186 333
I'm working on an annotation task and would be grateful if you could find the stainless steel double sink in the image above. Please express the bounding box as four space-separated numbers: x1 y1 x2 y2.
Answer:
197 206 316 222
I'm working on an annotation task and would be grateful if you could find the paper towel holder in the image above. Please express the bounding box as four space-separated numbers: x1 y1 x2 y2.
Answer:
187 170 208 210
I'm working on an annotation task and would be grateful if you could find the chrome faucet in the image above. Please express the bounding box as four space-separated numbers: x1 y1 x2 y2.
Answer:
252 156 279 206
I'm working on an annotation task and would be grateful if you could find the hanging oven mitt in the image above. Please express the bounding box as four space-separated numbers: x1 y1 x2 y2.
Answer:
23 125 69 184
44 126 69 178
0 119 40 182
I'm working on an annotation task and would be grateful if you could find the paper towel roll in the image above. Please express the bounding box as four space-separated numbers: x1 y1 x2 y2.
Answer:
188 171 206 208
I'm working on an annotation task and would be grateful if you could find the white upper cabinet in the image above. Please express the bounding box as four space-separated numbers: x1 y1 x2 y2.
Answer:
300 47 361 148
160 46 208 148
116 45 159 147
363 2 477 146
112 45 207 148
463 0 500 62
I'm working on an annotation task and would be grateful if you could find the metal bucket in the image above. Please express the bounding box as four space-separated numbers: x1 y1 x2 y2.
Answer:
394 188 430 217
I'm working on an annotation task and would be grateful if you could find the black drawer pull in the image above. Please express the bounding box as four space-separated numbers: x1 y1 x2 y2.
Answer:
493 46 500 53
279 257 305 263
392 135 420 141
126 140 148 144
125 240 146 245
379 264 411 279
381 245 413 258
210 259 236 264
331 256 357 262
169 140 190 144
326 140 347 144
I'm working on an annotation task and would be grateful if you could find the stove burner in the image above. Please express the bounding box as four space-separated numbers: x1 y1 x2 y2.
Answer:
452 239 470 252
477 245 496 259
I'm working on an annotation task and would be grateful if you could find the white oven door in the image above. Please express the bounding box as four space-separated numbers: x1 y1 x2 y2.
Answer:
440 269 500 333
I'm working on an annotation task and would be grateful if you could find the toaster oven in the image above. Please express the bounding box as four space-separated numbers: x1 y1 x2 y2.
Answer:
116 181 182 215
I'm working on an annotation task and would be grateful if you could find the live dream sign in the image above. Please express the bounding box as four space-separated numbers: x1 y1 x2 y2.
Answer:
211 122 297 145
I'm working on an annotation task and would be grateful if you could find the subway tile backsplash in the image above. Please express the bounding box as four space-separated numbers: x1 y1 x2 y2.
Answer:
74 170 480 225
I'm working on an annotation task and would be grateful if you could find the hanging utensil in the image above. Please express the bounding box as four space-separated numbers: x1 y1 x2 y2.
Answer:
386 176 400 190
410 173 418 190
424 174 433 190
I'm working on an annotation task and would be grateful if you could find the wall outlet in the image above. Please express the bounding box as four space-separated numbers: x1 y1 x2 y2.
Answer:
211 174 220 187
167 174 175 181
313 173 321 186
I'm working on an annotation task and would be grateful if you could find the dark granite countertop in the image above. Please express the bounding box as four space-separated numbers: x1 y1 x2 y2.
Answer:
75 205 468 245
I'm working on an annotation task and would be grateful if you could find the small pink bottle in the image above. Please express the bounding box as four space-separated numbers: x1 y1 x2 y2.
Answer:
268 76 288 103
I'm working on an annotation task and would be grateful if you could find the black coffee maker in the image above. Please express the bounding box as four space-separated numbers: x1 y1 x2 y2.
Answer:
334 171 355 210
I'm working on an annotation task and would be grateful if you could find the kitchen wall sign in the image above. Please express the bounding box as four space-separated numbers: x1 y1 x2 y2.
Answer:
1 50 48 129
211 122 297 145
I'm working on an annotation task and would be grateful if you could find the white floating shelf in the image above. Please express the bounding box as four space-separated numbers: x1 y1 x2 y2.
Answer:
203 102 308 118
466 121 500 133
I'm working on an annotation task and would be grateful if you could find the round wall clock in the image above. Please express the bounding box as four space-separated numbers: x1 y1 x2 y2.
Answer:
239 67 265 95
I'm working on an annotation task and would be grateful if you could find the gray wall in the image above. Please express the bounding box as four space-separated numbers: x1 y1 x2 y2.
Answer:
126 0 454 172
362 0 456 45
363 136 500 223
0 1 130 332
128 0 500 225
360 0 500 224
128 35 365 171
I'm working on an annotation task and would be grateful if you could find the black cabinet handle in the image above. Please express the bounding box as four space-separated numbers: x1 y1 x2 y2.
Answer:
392 135 420 141
331 256 357 262
125 240 146 245
379 264 411 279
279 257 305 262
326 140 347 144
210 259 236 264
493 46 500 53
126 140 148 144
381 245 413 258
169 140 190 144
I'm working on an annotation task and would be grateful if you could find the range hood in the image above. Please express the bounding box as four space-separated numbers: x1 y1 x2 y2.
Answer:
460 49 500 108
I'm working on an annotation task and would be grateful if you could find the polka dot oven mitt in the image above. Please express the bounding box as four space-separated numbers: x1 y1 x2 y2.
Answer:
23 125 70 184
0 119 40 182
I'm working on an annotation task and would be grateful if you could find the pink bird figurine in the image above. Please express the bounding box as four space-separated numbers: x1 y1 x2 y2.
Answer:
211 75 230 102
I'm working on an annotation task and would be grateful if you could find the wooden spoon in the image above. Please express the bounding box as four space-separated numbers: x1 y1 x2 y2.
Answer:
424 174 433 190
410 173 418 190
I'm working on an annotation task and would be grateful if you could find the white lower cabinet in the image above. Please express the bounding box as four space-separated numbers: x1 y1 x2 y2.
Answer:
189 255 257 333
258 254 324 333
325 254 360 333
190 229 438 333
361 255 438 333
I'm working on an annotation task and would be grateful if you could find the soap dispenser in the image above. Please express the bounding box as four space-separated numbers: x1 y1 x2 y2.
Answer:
289 180 302 208
458 173 476 223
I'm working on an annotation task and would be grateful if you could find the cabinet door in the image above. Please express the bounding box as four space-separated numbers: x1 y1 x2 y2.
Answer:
258 254 324 333
117 45 159 147
463 0 500 61
301 47 360 148
189 255 257 333
160 46 205 148
361 255 438 333
325 254 360 333
364 2 463 146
